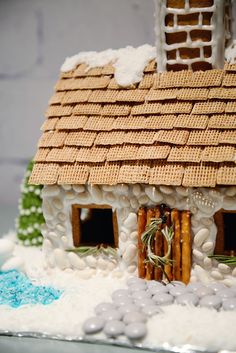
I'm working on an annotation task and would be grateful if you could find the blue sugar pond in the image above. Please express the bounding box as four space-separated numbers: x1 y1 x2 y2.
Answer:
0 270 62 308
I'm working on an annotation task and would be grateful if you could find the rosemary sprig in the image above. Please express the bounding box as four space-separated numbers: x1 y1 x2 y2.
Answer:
141 217 174 282
208 254 236 265
66 244 118 260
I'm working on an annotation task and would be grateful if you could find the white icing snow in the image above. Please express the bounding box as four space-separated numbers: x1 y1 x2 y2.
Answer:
225 40 236 63
60 45 156 86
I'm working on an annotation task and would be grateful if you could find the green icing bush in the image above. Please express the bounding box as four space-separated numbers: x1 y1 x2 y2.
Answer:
16 160 45 246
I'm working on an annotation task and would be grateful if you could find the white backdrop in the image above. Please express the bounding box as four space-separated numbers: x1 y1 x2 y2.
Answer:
0 0 235 209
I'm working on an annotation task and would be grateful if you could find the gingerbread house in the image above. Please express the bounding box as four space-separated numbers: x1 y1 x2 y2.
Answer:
29 0 236 285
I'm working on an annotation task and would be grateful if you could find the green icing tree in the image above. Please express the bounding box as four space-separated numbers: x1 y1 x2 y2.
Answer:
16 160 45 246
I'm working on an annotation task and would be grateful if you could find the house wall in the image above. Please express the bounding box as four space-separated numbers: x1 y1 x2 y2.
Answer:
41 183 236 285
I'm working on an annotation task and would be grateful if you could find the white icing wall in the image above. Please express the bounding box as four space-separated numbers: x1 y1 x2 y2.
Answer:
41 183 236 285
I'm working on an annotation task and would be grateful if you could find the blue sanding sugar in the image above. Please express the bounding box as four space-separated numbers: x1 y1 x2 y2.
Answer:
0 270 62 308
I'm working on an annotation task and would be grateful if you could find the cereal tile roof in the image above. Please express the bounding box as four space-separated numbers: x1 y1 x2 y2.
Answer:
30 61 236 187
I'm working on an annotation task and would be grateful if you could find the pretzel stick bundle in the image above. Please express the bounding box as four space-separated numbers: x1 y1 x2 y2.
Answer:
181 210 191 284
137 207 147 279
171 209 181 281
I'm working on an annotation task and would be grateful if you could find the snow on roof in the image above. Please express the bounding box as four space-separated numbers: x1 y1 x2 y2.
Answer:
60 45 156 87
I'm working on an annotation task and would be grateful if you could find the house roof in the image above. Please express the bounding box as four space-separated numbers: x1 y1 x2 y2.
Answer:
30 60 236 187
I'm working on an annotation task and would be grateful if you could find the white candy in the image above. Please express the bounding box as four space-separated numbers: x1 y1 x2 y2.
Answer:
116 184 129 195
159 185 173 195
65 191 76 200
132 184 142 197
193 249 204 261
43 200 54 220
104 192 115 203
203 257 212 269
57 212 66 222
42 185 60 197
138 195 149 205
232 268 236 277
130 231 138 241
223 196 236 209
176 186 189 197
123 244 137 263
194 228 210 247
202 241 214 252
120 232 127 242
89 185 103 202
86 255 97 268
42 239 53 252
130 197 139 209
124 213 137 229
225 186 236 197
97 258 108 270
119 195 130 207
56 224 66 233
211 270 224 280
68 252 86 270
145 186 163 203
72 185 85 193
54 249 69 270
1 256 24 272
127 264 137 273
52 197 63 210
218 263 231 274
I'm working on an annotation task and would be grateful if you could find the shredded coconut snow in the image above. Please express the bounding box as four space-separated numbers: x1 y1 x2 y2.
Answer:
1 233 236 351
60 45 156 86
225 40 236 63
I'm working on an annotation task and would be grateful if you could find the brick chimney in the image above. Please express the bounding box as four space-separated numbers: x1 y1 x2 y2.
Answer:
155 0 232 72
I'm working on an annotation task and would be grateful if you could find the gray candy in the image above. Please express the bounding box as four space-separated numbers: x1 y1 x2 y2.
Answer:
222 298 236 311
111 289 131 300
148 285 168 295
83 316 105 334
123 311 147 324
125 322 147 340
134 298 155 308
187 282 204 293
199 295 222 310
142 305 163 317
176 293 199 306
101 309 123 321
132 290 152 300
153 292 174 305
119 303 140 315
166 281 186 291
196 286 214 298
103 320 125 337
169 286 188 297
147 280 164 290
113 296 133 307
129 282 147 292
207 282 226 293
217 289 235 300
94 302 115 315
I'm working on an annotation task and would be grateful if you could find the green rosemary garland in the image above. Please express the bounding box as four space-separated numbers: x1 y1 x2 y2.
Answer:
141 217 174 281
208 254 236 265
67 244 118 260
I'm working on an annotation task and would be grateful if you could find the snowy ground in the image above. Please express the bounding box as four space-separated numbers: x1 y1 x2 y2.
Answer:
0 232 236 352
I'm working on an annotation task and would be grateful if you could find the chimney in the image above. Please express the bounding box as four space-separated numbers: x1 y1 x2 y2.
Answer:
155 0 231 72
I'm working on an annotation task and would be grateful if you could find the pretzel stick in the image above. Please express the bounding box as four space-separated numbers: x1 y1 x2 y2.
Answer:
137 207 147 279
181 210 191 284
171 209 181 281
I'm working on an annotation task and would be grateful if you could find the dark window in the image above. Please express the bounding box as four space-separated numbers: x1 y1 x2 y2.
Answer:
71 204 118 248
214 209 236 256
